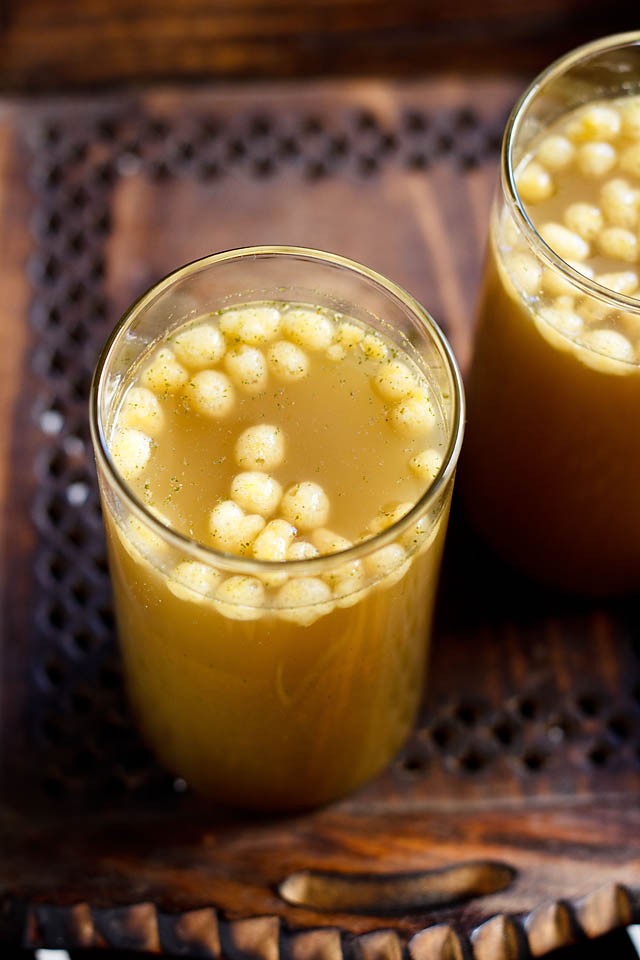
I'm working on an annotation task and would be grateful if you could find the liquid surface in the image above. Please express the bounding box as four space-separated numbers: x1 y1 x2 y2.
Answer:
110 303 445 547
509 95 640 366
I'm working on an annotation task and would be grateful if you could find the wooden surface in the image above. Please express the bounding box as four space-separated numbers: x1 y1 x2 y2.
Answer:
0 1 637 91
1 78 640 958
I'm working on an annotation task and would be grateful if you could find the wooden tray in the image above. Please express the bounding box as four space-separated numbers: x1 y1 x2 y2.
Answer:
2 79 640 960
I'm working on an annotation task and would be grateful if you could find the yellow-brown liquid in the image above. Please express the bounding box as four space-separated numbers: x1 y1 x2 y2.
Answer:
463 97 640 593
105 518 445 809
464 237 640 593
121 339 441 544
103 304 452 809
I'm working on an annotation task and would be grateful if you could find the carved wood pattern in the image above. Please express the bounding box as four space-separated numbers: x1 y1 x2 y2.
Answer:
16 882 640 957
1 80 640 958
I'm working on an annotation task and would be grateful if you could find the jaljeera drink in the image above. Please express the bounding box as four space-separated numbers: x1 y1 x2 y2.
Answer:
90 248 464 811
462 33 640 594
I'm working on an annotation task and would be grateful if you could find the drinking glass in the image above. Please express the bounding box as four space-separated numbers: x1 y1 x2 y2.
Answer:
90 246 464 810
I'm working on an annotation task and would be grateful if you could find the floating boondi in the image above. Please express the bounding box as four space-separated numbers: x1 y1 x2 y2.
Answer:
500 95 640 370
107 300 449 617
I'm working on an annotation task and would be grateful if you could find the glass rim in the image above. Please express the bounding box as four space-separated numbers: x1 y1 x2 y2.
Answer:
502 30 640 315
89 244 465 576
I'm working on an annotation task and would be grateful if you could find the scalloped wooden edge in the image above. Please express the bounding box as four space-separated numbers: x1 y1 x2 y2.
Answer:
17 881 640 959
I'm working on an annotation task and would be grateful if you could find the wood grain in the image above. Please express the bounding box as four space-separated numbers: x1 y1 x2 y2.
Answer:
0 108 31 540
0 1 637 90
0 106 35 790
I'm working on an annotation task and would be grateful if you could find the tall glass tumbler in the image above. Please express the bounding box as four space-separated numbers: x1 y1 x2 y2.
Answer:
462 33 640 595
90 247 464 811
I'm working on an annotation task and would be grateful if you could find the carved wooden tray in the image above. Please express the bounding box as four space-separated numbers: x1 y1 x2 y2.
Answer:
1 79 640 960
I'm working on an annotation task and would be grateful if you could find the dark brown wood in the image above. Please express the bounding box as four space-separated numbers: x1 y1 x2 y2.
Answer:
0 104 38 805
1 78 640 959
0 1 637 91
0 106 31 530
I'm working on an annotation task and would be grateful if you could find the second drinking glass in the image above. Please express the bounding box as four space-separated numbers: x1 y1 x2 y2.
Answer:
463 32 640 595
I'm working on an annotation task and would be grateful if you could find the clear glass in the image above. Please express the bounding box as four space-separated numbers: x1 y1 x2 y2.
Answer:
462 33 640 595
90 246 464 811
